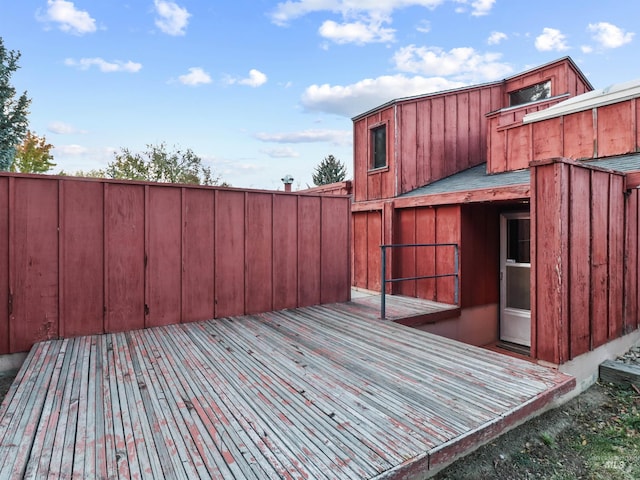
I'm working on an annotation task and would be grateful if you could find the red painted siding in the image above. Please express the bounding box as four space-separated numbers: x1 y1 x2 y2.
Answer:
147 186 182 327
0 178 9 354
625 190 640 332
531 159 626 364
59 180 104 337
104 183 145 333
493 97 639 172
394 206 461 305
12 178 60 352
182 188 215 322
0 174 351 354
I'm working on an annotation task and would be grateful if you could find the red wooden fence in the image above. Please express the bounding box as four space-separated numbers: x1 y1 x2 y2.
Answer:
0 174 351 354
531 158 631 364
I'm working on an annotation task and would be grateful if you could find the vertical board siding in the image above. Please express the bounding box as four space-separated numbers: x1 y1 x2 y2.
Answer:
147 186 182 327
597 103 634 157
568 167 591 358
298 196 322 306
0 174 350 354
214 190 246 318
394 206 460 305
60 180 104 337
272 195 298 311
0 178 9 353
320 196 351 304
105 184 145 333
182 188 214 322
245 193 274 314
532 160 628 364
624 191 639 332
12 178 60 352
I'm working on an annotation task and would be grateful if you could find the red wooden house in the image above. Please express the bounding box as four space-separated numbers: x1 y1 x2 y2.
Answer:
351 57 640 369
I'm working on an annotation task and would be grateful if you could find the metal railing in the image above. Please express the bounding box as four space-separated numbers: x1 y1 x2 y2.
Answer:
380 243 459 319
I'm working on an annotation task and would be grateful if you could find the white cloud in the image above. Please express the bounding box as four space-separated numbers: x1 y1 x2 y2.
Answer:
260 147 301 158
581 45 593 54
48 121 86 134
270 0 445 27
468 0 495 16
487 31 507 45
54 144 89 155
64 58 142 73
319 18 395 44
392 45 512 81
154 0 191 36
416 20 431 33
301 75 468 117
39 0 96 35
535 27 569 51
588 22 634 49
226 69 268 87
178 67 212 86
255 129 352 145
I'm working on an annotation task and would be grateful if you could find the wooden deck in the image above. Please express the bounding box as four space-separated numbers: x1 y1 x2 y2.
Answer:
0 299 574 479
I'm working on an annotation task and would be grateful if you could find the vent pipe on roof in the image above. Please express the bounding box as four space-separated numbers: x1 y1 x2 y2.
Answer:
281 174 294 192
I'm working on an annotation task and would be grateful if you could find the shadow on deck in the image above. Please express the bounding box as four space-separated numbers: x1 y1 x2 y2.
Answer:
0 299 573 479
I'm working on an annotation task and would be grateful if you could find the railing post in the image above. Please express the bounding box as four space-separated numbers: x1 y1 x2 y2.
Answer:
381 245 387 319
454 244 459 305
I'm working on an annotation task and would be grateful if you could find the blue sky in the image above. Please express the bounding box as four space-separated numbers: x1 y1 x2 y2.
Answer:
1 1 639 190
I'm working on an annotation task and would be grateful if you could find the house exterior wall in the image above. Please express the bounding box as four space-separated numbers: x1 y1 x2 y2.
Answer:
531 159 626 364
0 174 352 354
490 97 640 170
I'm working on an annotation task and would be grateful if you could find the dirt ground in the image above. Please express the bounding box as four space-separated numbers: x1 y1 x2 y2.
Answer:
1 370 639 479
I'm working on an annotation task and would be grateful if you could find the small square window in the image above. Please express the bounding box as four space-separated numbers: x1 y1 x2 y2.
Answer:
371 125 387 169
509 80 551 106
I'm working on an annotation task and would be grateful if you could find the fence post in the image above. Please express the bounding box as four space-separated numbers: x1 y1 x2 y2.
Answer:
381 245 387 319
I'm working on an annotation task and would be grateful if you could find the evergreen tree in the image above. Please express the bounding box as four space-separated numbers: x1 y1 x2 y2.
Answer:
0 37 30 170
312 154 347 186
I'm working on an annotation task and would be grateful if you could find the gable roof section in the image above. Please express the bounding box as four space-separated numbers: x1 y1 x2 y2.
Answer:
352 57 592 122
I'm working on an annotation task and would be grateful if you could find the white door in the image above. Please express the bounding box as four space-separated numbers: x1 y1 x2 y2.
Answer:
500 213 531 347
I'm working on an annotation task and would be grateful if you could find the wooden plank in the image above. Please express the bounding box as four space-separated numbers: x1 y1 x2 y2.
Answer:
11 177 59 352
320 196 350 303
591 170 610 349
215 190 245 317
352 212 369 289
366 211 383 292
599 359 640 387
435 206 460 304
298 196 321 306
245 192 274 314
147 186 182 327
608 175 625 339
568 166 591 358
415 208 436 301
182 188 215 322
59 180 104 337
104 183 145 333
272 195 298 310
399 102 418 194
624 191 639 331
0 177 8 354
598 102 634 157
396 209 417 297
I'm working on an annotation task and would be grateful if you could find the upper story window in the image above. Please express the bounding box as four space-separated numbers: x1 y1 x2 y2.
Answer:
509 80 551 106
371 124 387 169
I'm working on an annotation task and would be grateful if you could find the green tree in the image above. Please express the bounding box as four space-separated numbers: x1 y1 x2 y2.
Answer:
312 154 347 186
10 131 55 173
0 37 30 170
105 142 225 185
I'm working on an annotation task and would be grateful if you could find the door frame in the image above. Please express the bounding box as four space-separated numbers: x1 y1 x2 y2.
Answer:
499 211 531 347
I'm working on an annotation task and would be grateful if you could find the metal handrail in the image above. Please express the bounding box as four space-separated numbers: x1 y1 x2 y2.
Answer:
380 243 459 319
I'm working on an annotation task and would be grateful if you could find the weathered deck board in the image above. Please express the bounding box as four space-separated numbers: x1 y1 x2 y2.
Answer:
0 297 574 479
